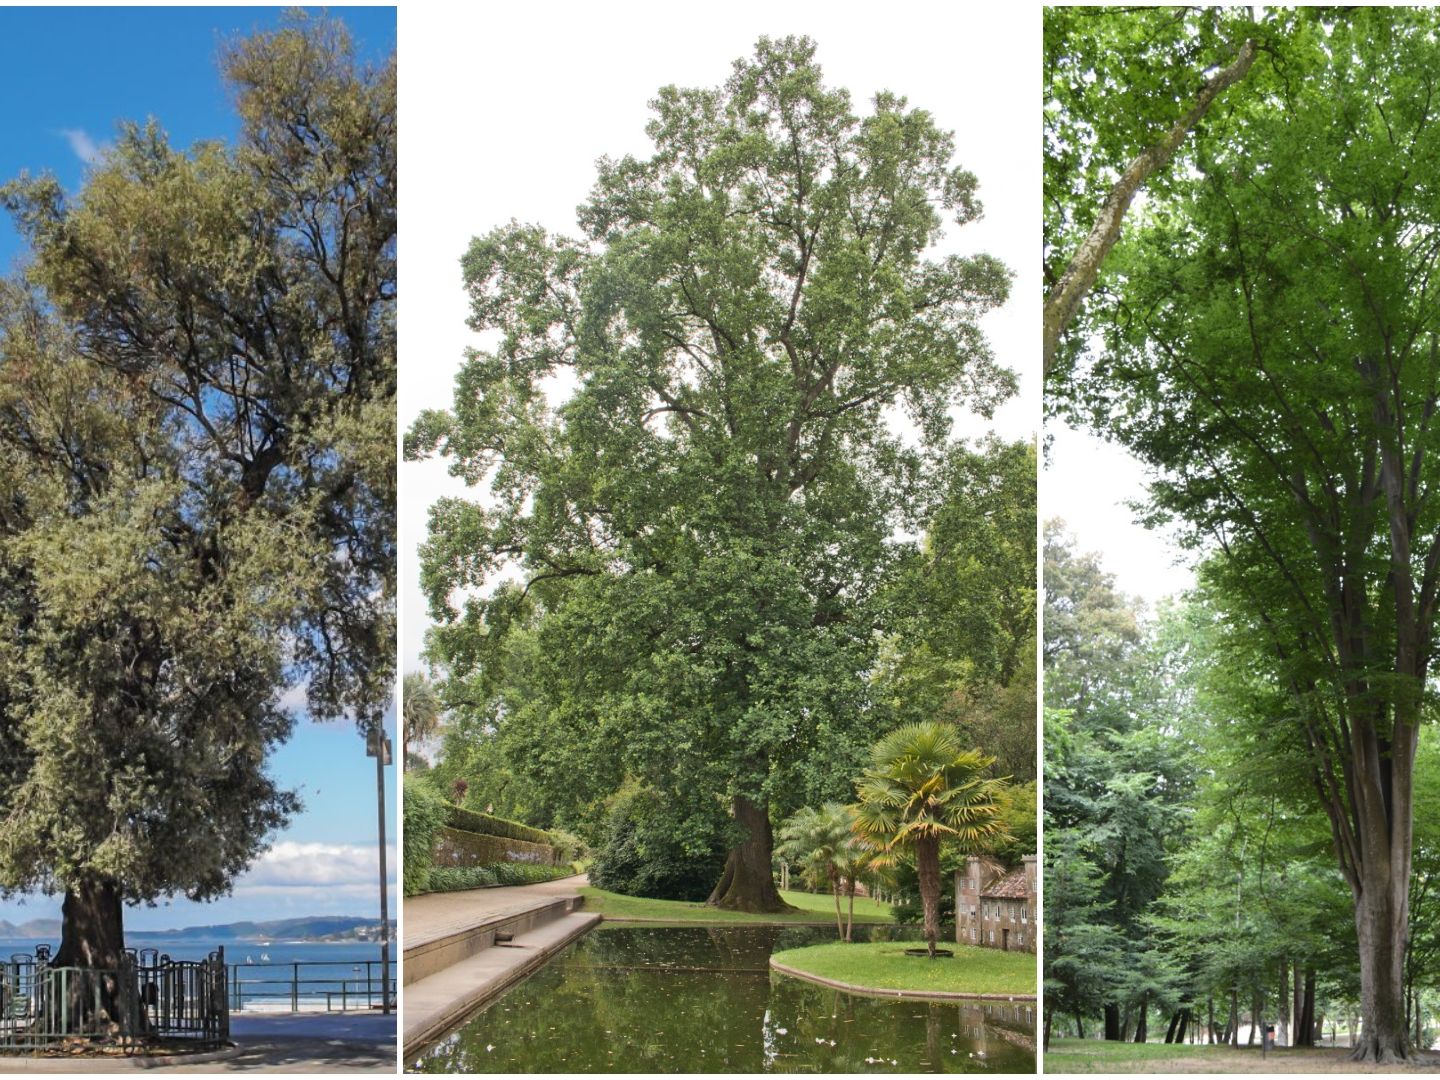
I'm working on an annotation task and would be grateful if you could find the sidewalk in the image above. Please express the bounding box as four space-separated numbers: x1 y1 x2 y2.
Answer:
0 1013 397 1073
402 873 589 950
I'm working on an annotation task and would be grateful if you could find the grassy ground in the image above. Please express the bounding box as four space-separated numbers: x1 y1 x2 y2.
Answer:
770 940 1035 996
577 886 893 925
1044 1038 1434 1073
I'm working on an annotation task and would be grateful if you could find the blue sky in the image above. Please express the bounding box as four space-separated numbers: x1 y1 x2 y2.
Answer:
0 6 398 932
0 6 396 271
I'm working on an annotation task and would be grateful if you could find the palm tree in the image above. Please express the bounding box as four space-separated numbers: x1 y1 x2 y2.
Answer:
854 722 1010 958
401 671 443 771
777 802 855 940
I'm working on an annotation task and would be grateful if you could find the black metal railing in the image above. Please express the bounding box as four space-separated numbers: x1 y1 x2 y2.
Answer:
227 959 395 1013
0 945 227 1053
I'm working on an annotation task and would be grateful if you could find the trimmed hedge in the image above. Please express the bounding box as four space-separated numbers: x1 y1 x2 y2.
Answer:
425 863 576 894
445 804 555 847
432 825 557 867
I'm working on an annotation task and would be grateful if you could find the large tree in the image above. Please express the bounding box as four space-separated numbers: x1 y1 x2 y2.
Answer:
0 12 395 1002
409 37 1011 910
1055 9 1440 1060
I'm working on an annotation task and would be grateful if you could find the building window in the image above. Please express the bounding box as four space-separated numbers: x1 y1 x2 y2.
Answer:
989 929 994 944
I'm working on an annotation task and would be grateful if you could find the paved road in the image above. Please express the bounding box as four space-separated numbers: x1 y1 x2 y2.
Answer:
402 873 589 949
0 1013 397 1073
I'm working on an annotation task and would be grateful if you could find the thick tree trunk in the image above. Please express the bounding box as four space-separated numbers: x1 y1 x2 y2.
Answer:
1104 1002 1121 1041
1176 1008 1190 1045
1075 1011 1085 1041
1164 1011 1181 1045
1228 988 1239 1046
1044 1005 1053 1053
1351 873 1411 1062
1133 995 1148 1043
708 795 788 913
51 879 127 1034
915 834 942 958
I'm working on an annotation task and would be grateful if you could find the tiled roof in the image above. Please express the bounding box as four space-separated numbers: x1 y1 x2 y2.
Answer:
981 867 1029 900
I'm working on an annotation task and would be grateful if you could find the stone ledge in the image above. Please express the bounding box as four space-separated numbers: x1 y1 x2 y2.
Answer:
768 957 1038 1003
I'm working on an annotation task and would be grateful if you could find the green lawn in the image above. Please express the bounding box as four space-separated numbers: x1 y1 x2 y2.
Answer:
770 940 1036 996
577 886 893 925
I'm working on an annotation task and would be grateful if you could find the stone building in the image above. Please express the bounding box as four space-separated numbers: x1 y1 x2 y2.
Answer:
954 855 1037 953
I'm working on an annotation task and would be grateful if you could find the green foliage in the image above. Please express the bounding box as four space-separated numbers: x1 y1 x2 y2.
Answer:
876 438 1038 781
853 724 1010 852
589 784 729 902
854 722 1010 957
402 777 448 898
408 35 1014 892
403 672 444 767
0 13 395 919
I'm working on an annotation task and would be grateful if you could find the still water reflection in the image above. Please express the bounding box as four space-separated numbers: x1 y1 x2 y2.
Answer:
413 924 1035 1073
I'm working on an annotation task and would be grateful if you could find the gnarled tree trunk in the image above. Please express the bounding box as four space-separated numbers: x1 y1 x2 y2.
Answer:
51 878 127 1034
708 795 787 913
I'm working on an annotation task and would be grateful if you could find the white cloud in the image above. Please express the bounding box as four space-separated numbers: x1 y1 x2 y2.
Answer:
57 128 110 165
239 841 398 889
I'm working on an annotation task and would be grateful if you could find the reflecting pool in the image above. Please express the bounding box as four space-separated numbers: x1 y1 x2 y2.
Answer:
411 924 1035 1073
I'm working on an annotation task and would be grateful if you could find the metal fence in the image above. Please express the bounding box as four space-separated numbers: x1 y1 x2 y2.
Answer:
0 945 227 1053
226 959 395 1013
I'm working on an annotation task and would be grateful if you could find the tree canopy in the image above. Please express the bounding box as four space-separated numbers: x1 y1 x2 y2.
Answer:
0 12 395 984
408 36 1015 911
1048 8 1440 1061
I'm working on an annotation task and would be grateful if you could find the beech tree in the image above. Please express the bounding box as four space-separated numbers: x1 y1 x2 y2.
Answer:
0 13 395 1004
409 37 1011 910
1056 9 1440 1061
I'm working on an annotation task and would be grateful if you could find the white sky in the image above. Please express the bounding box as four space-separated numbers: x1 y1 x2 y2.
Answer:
1044 421 1196 612
398 0 1043 672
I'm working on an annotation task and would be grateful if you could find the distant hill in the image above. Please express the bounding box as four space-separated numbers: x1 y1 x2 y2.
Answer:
0 916 396 944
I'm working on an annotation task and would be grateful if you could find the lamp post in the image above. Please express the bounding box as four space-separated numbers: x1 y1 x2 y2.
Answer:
365 721 393 1015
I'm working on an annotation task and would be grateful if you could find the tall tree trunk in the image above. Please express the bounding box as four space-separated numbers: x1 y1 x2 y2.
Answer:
1208 995 1215 1045
1352 873 1410 1062
831 872 844 941
1279 960 1290 1046
1164 1011 1181 1045
1104 1002 1121 1041
1299 968 1317 1047
1075 1011 1085 1040
1133 995 1148 1043
1293 960 1304 1047
51 878 127 1034
1229 988 1239 1046
845 880 855 943
708 795 787 913
1044 1004 1053 1053
1176 1008 1190 1045
915 834 942 958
